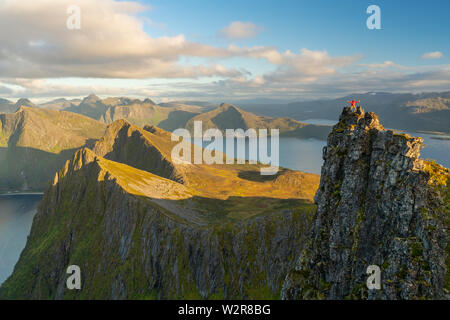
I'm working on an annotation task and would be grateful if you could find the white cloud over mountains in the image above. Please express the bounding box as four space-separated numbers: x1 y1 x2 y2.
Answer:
0 0 448 101
0 0 241 78
421 51 444 59
219 21 262 40
0 0 353 80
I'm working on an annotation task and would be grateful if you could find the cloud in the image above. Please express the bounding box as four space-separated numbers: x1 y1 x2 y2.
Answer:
0 85 13 95
219 21 262 40
421 51 444 59
0 0 356 83
0 0 246 79
0 78 160 100
147 64 450 102
256 49 362 83
0 0 448 102
3 64 450 102
360 61 401 69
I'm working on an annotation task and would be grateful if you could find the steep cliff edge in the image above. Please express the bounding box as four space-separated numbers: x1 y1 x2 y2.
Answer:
92 119 185 183
0 123 317 299
93 120 320 201
282 106 449 299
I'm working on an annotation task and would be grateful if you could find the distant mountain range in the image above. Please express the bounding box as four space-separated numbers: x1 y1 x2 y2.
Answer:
39 98 82 110
238 91 450 134
2 94 332 138
186 103 331 139
64 94 204 131
3 91 449 134
0 107 106 191
0 98 35 114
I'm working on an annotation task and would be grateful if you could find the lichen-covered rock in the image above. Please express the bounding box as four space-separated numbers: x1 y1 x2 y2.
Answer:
282 106 449 300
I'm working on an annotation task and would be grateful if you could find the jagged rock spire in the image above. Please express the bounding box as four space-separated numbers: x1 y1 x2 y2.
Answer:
282 106 449 300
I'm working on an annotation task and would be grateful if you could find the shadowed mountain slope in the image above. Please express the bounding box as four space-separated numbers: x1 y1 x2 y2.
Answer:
0 107 106 191
92 120 185 183
0 98 35 114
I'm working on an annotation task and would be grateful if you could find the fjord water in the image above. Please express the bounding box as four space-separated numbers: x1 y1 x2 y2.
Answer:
303 119 450 168
407 132 450 168
198 125 449 174
0 194 42 285
200 137 326 174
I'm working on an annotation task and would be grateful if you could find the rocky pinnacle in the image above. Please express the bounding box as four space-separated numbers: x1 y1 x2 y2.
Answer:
282 106 449 300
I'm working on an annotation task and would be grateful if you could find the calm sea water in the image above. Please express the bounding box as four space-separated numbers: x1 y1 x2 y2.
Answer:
194 119 449 174
198 136 326 174
0 194 42 285
302 119 450 169
402 131 450 168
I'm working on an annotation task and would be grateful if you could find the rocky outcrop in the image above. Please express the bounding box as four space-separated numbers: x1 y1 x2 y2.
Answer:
282 106 449 300
92 120 185 183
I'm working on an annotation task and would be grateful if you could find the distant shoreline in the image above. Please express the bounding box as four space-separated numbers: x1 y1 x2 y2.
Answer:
0 192 44 196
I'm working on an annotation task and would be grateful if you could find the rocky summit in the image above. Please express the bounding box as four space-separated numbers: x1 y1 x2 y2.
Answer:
282 106 449 300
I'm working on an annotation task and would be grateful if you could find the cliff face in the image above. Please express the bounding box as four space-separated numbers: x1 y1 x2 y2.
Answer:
0 148 313 299
92 119 185 183
282 106 449 300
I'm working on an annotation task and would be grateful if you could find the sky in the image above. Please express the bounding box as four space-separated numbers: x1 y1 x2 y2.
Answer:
0 0 449 103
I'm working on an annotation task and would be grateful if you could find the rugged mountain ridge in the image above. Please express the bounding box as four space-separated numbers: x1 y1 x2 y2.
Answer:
38 98 82 110
91 120 320 201
92 120 185 183
0 124 317 299
282 106 449 299
66 94 202 131
0 98 35 114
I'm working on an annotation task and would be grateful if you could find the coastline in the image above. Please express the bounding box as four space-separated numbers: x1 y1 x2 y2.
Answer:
0 192 44 196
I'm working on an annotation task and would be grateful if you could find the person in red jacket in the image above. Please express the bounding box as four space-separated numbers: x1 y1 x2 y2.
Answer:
347 99 360 107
